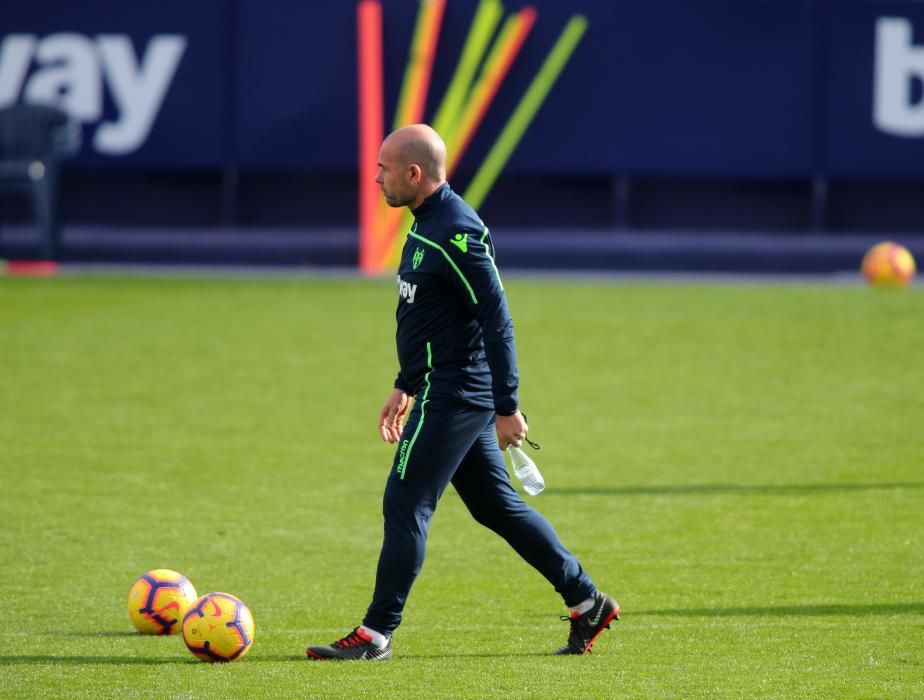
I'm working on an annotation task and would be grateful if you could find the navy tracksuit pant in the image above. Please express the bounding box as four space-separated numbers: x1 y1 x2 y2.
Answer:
362 399 596 635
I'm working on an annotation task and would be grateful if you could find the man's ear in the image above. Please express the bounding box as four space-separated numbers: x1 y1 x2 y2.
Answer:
407 163 422 184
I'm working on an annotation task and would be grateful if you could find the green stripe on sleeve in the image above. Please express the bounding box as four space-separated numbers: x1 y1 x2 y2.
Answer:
478 226 503 290
397 341 433 480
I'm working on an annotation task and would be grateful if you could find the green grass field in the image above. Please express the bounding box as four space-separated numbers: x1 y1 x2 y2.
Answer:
1 274 922 698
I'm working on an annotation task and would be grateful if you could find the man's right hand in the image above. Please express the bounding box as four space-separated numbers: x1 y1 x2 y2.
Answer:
379 388 410 443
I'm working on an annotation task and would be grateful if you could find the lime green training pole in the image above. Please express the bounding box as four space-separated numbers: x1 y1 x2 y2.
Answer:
432 0 503 144
464 15 588 210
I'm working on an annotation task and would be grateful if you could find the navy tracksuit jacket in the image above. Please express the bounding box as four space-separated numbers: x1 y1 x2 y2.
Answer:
392 183 518 417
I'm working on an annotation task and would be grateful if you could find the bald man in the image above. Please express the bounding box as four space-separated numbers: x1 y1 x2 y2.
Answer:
306 124 618 661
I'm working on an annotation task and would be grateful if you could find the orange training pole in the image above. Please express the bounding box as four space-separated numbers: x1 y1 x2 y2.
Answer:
357 0 386 274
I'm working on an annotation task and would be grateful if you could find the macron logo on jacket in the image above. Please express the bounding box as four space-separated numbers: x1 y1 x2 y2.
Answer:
397 274 417 304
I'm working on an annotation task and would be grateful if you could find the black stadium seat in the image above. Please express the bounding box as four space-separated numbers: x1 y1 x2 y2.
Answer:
0 103 81 259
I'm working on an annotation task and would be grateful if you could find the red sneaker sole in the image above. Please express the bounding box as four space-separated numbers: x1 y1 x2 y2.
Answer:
582 604 620 655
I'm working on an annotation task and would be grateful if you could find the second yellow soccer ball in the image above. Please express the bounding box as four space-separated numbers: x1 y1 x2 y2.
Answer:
182 592 256 662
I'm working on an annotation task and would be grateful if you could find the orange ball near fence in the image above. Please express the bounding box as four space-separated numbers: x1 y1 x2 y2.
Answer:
861 242 916 288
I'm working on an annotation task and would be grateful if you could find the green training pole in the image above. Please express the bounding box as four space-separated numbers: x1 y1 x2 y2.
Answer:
432 0 503 142
464 15 588 210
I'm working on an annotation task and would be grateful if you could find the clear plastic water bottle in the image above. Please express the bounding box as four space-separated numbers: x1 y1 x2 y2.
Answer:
507 445 545 495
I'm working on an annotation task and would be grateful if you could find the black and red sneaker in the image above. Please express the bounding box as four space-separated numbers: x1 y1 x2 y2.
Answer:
554 591 620 655
305 627 392 661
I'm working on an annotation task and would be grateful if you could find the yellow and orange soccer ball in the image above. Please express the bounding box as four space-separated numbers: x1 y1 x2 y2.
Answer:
862 242 916 287
182 592 256 662
127 569 198 635
128 570 255 662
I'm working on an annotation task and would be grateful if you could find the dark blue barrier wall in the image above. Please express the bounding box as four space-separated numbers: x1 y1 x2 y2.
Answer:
2 0 924 178
0 0 228 166
826 1 924 178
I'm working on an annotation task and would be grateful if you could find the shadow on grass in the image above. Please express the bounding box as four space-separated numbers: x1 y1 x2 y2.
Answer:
0 654 316 666
59 631 141 637
633 602 924 617
245 653 550 661
0 655 189 666
544 482 924 497
0 652 550 666
396 652 550 660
